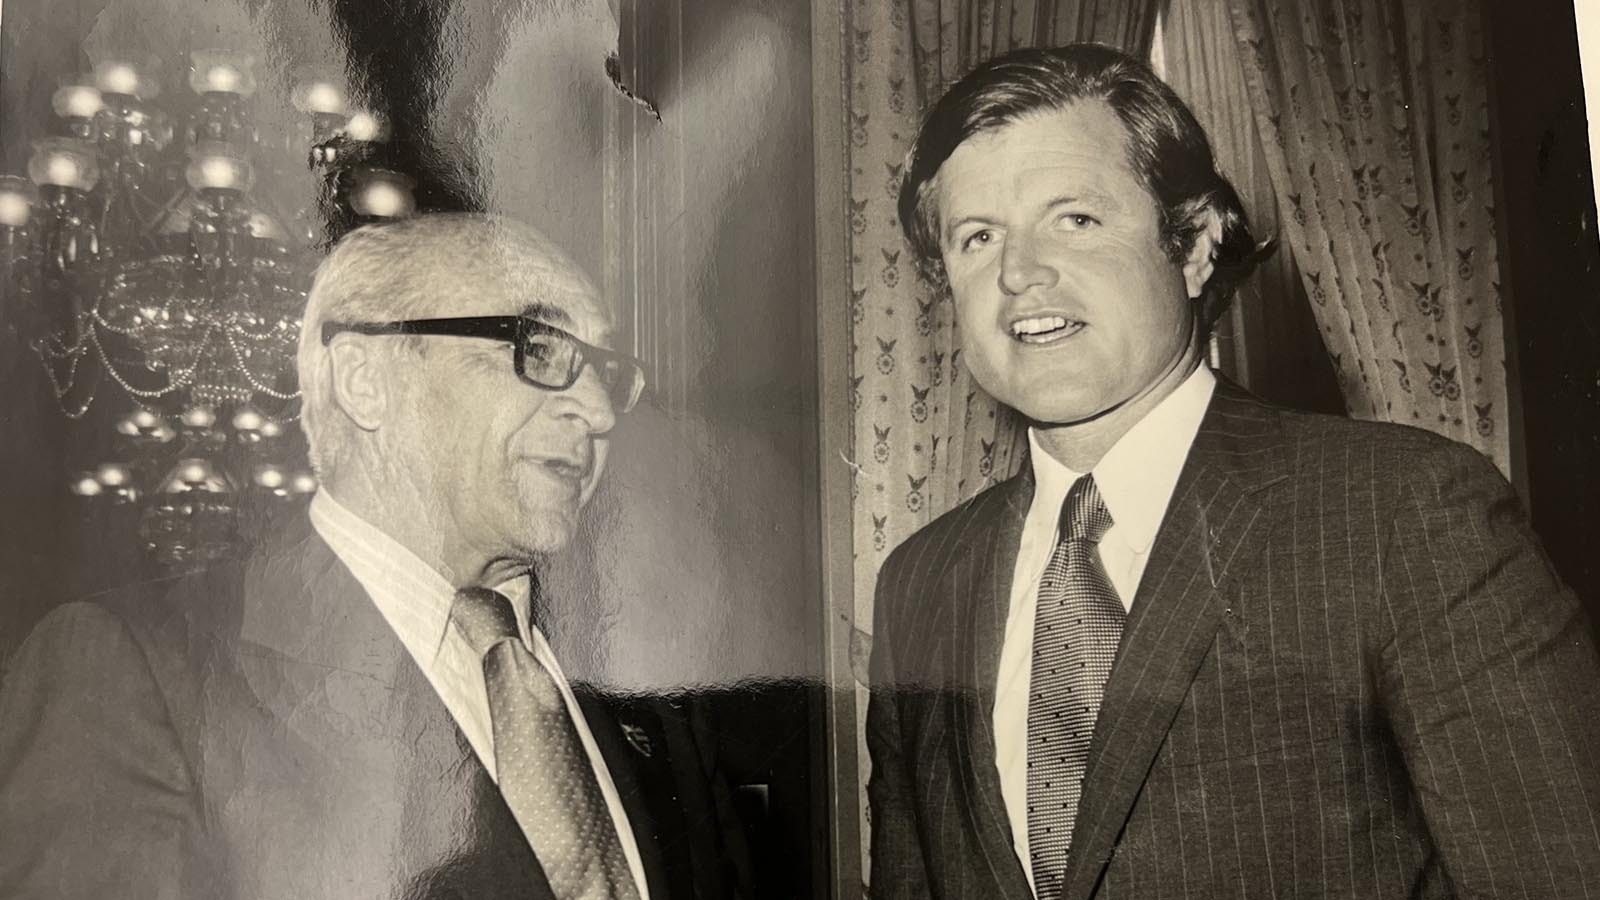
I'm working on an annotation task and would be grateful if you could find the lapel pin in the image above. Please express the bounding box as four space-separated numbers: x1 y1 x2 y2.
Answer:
621 722 654 758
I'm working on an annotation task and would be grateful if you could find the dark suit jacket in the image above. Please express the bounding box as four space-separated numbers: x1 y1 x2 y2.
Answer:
867 381 1600 899
0 512 749 899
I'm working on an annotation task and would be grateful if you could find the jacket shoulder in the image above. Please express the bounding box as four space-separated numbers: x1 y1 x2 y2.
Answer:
880 477 1018 584
1214 382 1472 456
7 510 326 728
1267 404 1503 485
872 478 1022 641
13 561 249 732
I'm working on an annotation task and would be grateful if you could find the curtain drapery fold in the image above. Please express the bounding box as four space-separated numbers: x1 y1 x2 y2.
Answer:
1226 0 1511 472
1162 0 1305 400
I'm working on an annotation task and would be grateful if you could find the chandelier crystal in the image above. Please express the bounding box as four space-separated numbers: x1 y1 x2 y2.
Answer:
3 48 417 565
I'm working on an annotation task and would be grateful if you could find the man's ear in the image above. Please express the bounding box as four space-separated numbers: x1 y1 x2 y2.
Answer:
326 335 388 433
1182 205 1226 300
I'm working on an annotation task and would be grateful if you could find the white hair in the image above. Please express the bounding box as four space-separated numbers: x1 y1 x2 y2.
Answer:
296 213 587 479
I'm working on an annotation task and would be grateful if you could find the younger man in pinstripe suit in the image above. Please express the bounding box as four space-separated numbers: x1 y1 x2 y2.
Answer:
867 44 1600 899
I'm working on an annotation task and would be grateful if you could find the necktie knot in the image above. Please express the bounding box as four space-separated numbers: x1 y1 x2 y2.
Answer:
1058 474 1113 544
451 587 520 657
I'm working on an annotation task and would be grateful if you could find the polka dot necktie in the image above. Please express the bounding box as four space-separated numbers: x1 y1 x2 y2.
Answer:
1025 475 1123 900
451 588 640 900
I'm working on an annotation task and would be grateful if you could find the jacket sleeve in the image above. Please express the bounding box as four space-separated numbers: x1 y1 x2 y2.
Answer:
865 551 933 900
1376 440 1600 897
0 602 205 900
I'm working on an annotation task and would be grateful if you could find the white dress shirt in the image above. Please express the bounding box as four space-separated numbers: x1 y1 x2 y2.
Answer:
994 365 1216 892
310 490 650 898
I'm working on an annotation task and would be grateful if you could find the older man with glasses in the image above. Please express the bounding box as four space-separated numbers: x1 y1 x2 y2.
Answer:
0 213 749 900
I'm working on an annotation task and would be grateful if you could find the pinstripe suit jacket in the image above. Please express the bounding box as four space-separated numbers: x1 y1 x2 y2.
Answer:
866 381 1600 899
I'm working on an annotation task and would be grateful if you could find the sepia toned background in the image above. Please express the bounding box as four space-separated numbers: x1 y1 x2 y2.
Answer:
3 0 1598 896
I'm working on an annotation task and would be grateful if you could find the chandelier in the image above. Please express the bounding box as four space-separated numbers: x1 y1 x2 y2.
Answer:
0 49 417 565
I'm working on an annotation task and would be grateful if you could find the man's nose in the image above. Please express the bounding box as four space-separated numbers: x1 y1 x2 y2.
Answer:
997 231 1058 296
558 361 618 435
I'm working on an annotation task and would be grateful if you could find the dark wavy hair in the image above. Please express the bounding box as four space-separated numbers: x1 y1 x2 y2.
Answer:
897 43 1271 330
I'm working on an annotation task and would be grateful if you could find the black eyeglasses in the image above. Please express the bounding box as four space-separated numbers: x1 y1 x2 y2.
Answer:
321 316 646 414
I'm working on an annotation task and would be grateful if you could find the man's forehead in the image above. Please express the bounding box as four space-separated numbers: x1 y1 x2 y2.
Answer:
447 256 608 315
954 103 1130 171
936 102 1142 212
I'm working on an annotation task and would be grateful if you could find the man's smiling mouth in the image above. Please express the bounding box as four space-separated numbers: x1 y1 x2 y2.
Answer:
1010 315 1086 345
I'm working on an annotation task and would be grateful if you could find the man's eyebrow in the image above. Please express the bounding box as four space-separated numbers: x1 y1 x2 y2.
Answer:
942 214 996 245
520 300 618 347
520 301 573 326
1042 190 1123 212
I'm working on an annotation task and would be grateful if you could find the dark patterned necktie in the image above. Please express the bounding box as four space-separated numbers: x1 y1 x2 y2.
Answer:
1025 474 1124 900
451 588 640 900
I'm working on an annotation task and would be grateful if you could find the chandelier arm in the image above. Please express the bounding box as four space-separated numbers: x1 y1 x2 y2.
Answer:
126 188 165 234
253 189 287 226
256 191 306 240
95 183 119 247
142 186 195 239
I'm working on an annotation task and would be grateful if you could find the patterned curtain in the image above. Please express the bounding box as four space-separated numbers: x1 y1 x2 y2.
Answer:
841 0 1159 885
1227 0 1511 473
1161 0 1304 401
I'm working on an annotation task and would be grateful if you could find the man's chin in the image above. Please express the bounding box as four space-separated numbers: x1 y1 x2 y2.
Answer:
525 510 582 554
1020 400 1123 429
987 381 1113 429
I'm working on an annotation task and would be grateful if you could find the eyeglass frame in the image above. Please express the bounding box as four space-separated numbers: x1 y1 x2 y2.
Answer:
319 315 647 413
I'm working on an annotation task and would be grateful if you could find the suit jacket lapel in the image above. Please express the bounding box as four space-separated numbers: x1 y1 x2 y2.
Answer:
1060 382 1289 900
232 514 552 898
574 688 678 899
949 474 1035 899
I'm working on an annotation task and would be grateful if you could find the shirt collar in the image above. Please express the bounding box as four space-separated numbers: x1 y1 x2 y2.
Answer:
1027 365 1215 552
309 489 535 662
